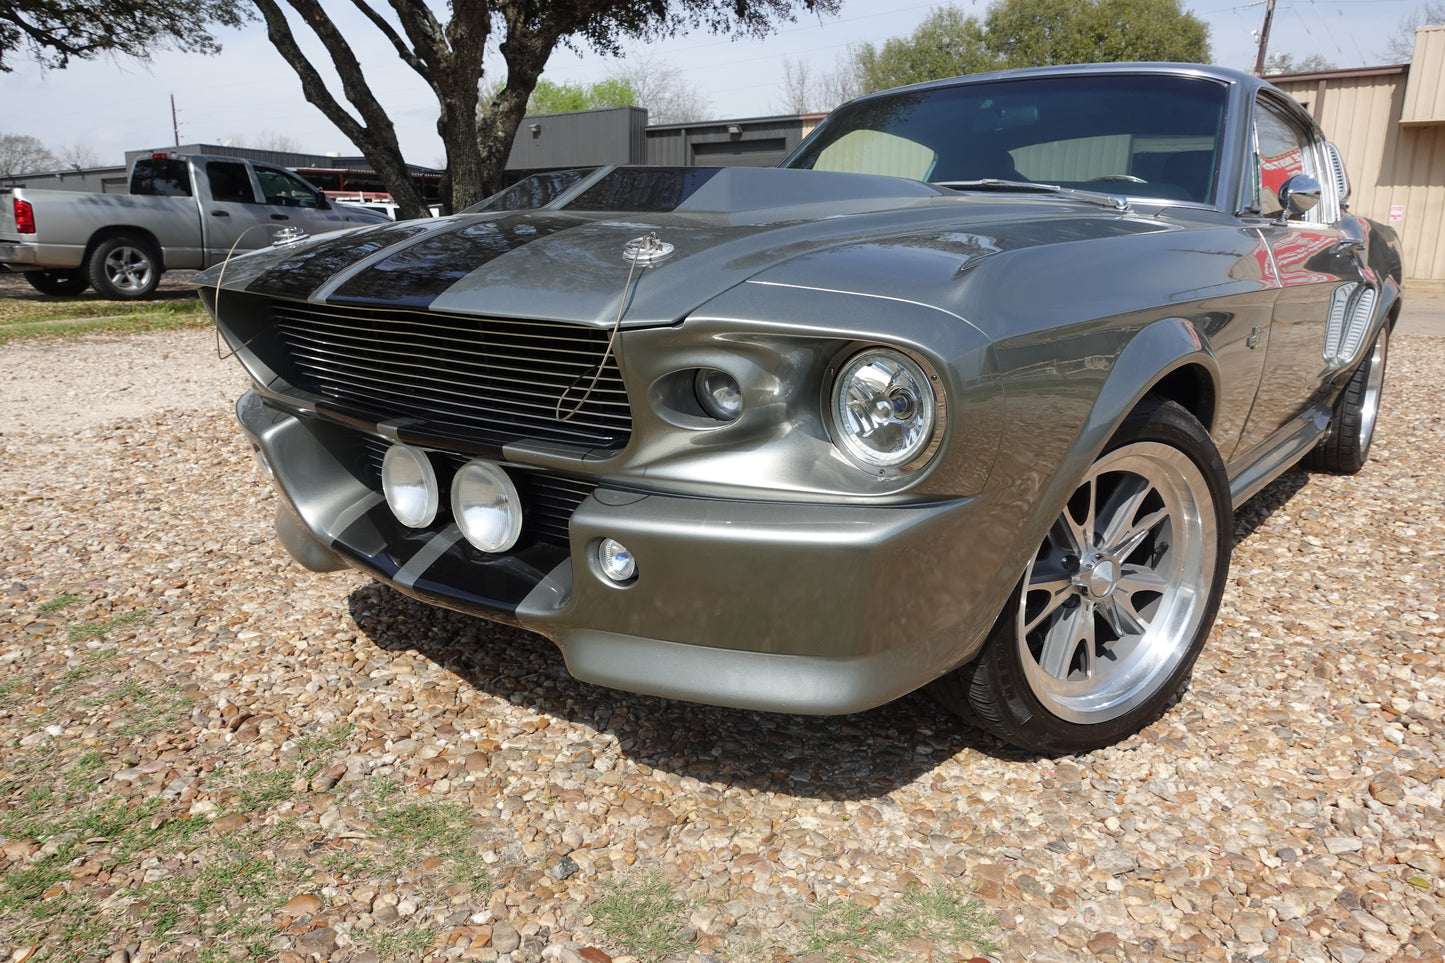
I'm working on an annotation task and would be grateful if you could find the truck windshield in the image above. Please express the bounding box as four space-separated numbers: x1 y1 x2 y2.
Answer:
783 73 1229 206
131 158 193 197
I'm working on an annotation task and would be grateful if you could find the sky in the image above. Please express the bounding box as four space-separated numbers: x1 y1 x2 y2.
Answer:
0 0 1425 170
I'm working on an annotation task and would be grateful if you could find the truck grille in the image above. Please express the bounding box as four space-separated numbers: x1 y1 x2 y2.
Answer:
271 301 631 451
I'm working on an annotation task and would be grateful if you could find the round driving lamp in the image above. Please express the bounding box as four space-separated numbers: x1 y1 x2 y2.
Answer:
830 347 943 472
450 460 523 553
381 444 440 528
597 538 637 583
694 368 743 421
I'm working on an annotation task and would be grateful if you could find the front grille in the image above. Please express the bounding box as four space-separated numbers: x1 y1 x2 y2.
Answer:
359 434 596 548
272 301 631 451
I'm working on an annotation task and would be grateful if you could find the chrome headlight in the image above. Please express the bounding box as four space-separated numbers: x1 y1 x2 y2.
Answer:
382 444 440 528
829 347 945 473
451 460 523 553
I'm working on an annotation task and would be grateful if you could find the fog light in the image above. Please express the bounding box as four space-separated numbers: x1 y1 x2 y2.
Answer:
451 460 523 553
694 368 743 421
382 444 439 528
597 538 636 583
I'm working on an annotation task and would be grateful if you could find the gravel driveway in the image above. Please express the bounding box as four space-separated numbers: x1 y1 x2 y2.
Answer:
2 314 1443 963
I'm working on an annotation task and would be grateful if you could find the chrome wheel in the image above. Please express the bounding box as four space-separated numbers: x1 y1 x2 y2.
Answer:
1355 323 1387 452
102 246 154 294
88 236 161 300
1018 440 1219 725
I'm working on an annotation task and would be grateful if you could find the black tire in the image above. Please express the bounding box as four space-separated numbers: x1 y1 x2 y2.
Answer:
24 270 90 296
933 398 1232 755
87 236 161 300
1301 324 1389 475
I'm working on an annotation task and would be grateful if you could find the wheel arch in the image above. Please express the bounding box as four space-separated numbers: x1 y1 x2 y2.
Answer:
85 226 166 273
1080 317 1223 468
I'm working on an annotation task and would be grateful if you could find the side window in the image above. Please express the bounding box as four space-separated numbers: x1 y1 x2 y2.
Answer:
1249 98 1318 221
206 162 255 203
130 158 193 197
256 167 322 209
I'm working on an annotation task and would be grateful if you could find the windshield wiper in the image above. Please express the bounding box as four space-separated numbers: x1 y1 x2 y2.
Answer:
933 179 1132 212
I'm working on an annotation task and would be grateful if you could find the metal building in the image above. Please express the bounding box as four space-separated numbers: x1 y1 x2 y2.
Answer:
1270 25 1445 283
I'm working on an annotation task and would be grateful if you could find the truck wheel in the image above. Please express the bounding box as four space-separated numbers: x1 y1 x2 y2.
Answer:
25 270 90 296
932 399 1231 755
88 237 160 300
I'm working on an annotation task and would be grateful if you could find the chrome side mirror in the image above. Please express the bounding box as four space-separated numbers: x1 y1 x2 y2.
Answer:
1278 173 1322 222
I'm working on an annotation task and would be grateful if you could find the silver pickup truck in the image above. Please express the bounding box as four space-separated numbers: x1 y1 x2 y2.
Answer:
0 153 389 299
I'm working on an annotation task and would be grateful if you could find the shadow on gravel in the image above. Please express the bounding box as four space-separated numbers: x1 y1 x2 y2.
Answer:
346 584 1034 802
1232 467 1310 544
335 469 1317 797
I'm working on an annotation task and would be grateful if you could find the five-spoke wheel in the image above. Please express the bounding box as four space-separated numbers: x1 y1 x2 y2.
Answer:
88 236 160 300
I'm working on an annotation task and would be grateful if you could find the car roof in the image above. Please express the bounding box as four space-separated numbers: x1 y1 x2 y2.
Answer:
851 61 1266 104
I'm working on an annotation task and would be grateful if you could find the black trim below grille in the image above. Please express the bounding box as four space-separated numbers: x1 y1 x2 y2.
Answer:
271 301 631 451
360 434 595 548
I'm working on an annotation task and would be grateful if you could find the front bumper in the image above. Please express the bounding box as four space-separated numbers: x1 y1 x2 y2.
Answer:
239 391 1006 714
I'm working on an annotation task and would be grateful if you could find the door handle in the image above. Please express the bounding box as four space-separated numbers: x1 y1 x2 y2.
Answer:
271 214 290 221
210 210 230 217
1332 237 1365 255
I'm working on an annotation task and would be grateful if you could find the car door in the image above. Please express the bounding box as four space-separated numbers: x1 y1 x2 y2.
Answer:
253 165 372 235
197 159 281 263
1232 92 1368 458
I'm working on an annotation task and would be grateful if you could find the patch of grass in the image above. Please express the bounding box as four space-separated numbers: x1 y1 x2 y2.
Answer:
36 592 83 615
593 872 690 963
235 769 296 811
0 855 71 913
0 302 207 344
65 608 148 644
297 722 354 778
803 884 996 962
363 927 438 960
132 852 280 955
375 800 488 886
60 751 107 797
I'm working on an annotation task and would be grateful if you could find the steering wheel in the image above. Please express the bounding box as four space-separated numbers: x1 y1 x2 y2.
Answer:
1089 174 1148 184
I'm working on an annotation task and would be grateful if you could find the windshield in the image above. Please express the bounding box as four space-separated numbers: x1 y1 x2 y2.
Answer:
783 73 1228 205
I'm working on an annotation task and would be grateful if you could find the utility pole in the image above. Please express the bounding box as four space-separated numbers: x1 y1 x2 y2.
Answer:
1253 0 1277 76
171 94 180 147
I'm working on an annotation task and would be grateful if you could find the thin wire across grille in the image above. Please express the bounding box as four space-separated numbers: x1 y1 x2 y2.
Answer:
272 302 631 450
360 435 596 547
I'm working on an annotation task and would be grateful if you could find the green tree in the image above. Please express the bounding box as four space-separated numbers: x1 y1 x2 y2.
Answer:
1 0 248 72
527 78 638 114
841 0 1210 98
985 0 1209 68
1262 52 1336 76
253 0 838 219
853 7 996 94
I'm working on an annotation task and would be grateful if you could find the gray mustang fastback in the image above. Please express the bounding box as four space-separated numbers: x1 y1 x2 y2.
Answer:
199 63 1402 754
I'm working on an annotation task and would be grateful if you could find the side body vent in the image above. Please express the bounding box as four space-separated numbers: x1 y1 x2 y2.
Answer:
1323 281 1377 365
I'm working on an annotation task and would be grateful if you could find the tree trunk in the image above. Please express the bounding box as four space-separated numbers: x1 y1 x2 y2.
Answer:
475 31 553 201
254 0 432 219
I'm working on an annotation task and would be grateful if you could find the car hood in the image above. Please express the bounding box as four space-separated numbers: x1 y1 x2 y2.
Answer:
198 166 1171 328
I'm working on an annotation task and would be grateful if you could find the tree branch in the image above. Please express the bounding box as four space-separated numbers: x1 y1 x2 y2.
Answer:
348 0 430 80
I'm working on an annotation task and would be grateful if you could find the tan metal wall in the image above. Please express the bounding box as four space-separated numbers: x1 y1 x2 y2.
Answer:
1274 67 1445 282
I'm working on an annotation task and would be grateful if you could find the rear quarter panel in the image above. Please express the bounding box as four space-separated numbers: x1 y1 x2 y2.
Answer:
2 189 204 271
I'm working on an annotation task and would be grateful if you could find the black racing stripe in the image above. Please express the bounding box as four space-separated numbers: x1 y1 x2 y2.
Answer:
327 213 587 309
245 221 434 299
